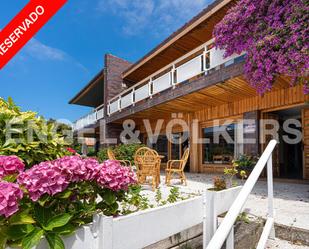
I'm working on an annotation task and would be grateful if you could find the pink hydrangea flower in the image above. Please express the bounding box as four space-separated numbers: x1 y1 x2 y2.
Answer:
18 156 101 201
53 156 101 182
18 156 136 202
18 161 69 201
0 156 25 178
0 182 23 218
97 160 136 191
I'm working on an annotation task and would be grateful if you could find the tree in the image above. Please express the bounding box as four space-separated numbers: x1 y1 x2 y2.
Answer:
213 0 308 94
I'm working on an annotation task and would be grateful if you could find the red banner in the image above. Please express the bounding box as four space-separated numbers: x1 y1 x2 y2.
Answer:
0 0 67 69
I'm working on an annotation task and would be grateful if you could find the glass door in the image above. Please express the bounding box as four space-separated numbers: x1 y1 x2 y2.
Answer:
170 132 190 171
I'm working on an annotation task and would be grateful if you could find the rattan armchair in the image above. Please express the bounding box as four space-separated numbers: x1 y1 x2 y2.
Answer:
107 148 131 167
134 147 161 191
165 148 190 186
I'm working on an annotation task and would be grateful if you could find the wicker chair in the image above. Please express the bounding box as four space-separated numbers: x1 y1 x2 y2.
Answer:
165 148 190 186
107 149 131 167
134 147 160 191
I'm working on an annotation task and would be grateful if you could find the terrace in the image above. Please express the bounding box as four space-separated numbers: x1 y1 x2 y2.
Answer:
107 38 243 119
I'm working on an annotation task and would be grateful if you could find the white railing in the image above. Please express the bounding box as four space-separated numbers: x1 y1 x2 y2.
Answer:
73 104 104 131
108 38 242 116
205 139 277 249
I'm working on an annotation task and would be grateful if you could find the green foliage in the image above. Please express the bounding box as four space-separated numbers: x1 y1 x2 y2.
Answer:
2 180 129 249
22 227 44 249
121 186 195 215
121 185 150 215
46 233 65 249
98 143 144 164
97 148 108 162
233 154 258 171
167 187 180 203
155 188 163 204
224 166 238 188
236 212 250 224
0 98 70 167
87 147 96 157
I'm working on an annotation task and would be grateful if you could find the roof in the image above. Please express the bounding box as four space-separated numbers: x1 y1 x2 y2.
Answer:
69 69 104 108
122 0 234 82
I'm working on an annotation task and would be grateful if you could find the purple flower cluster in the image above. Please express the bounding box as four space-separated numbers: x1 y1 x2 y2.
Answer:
18 157 136 201
97 160 137 191
0 156 24 179
0 182 23 217
213 0 309 94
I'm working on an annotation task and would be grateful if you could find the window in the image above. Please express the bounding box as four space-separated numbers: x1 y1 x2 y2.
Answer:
147 135 168 163
202 123 243 164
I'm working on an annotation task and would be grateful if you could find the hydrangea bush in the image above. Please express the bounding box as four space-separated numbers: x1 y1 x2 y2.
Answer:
213 0 309 94
0 155 137 249
0 155 24 179
0 182 23 218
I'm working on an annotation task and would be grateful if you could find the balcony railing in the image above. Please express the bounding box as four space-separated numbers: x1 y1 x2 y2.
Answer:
73 104 104 131
107 38 243 116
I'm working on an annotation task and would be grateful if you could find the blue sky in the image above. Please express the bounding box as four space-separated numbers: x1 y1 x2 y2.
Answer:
0 0 212 122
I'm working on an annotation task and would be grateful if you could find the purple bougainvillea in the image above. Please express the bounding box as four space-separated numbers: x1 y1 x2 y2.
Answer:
213 0 309 94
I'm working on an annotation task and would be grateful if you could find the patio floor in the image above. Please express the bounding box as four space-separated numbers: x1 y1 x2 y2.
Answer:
142 172 309 231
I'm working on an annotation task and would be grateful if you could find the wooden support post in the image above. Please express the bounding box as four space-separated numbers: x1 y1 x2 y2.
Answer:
189 116 199 173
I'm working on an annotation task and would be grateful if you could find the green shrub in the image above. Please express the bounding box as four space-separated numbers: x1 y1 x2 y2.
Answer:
97 143 145 164
0 98 70 167
87 147 96 157
97 147 109 162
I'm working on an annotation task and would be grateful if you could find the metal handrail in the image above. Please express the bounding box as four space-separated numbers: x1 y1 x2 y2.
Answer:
205 139 277 249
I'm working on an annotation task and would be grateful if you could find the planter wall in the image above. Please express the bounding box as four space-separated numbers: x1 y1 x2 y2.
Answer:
10 196 204 249
7 188 243 249
101 196 204 249
204 186 242 246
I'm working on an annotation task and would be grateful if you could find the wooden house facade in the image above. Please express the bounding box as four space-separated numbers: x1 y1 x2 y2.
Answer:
70 0 309 180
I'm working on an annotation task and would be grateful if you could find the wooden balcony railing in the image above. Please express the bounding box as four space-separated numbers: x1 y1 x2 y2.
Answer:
107 38 243 116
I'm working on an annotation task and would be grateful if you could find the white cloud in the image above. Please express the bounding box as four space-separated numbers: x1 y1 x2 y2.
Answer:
97 0 213 36
23 38 88 72
25 39 67 61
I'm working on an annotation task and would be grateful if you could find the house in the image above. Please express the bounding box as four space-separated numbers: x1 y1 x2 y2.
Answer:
69 0 309 180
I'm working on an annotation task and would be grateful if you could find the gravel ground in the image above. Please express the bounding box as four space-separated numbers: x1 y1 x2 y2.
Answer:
141 173 309 231
266 239 309 249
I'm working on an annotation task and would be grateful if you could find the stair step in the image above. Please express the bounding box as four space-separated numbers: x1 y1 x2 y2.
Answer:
266 239 309 249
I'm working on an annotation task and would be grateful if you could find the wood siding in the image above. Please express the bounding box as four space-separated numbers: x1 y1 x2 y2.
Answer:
194 84 308 122
302 109 309 179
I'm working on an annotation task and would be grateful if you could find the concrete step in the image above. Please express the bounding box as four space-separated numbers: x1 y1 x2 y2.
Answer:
275 223 309 246
266 239 309 249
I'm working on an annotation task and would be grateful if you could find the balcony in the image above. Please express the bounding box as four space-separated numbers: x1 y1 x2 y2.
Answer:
73 105 104 131
108 39 243 116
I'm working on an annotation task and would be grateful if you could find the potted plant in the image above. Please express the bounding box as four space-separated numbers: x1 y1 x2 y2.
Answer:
205 175 242 244
232 154 259 179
